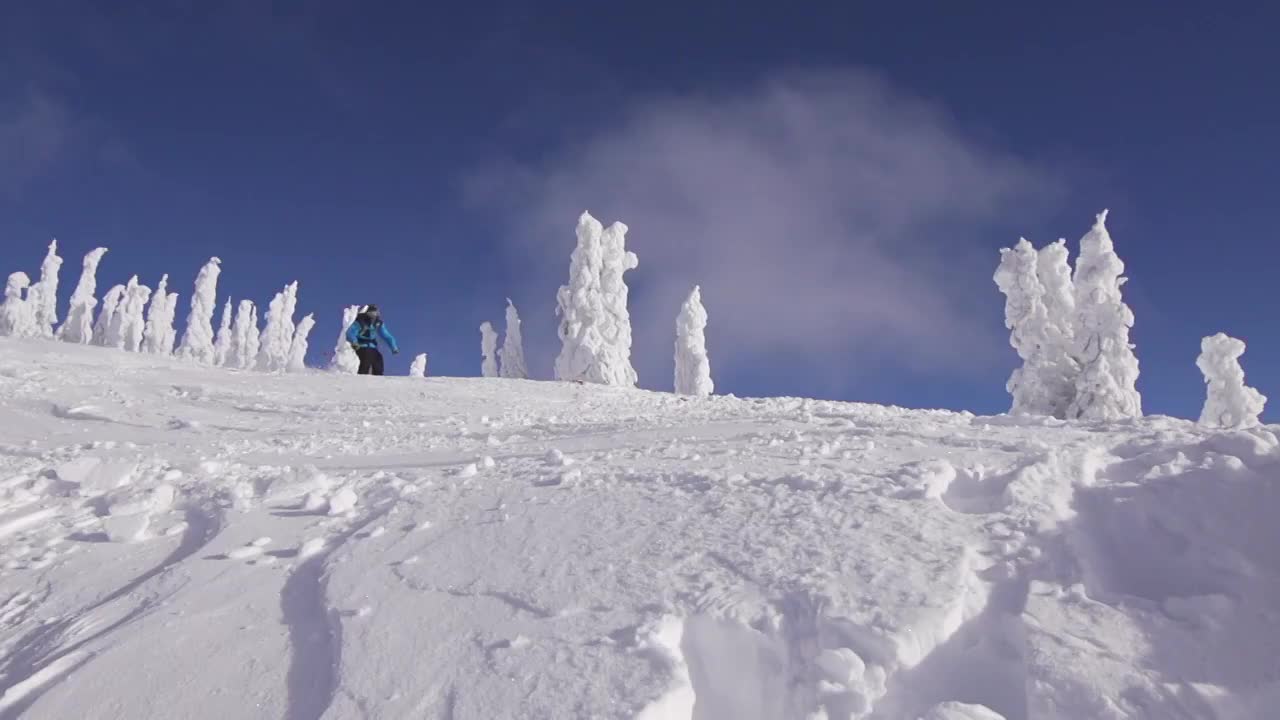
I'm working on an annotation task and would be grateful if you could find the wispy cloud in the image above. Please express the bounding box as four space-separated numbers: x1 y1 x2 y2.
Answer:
0 93 70 197
470 69 1056 394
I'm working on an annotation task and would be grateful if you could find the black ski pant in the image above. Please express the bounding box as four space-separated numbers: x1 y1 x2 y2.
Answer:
356 347 385 376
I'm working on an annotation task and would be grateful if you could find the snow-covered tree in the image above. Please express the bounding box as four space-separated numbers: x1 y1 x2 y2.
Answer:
228 299 257 370
158 291 179 355
1198 333 1266 429
597 220 639 387
674 285 713 397
27 239 63 337
1036 239 1079 417
287 313 315 372
57 247 108 344
0 272 37 338
555 212 607 383
142 274 172 355
92 284 126 347
331 305 361 373
994 239 1058 416
409 353 427 378
176 257 222 364
110 276 151 352
1066 211 1142 421
480 321 499 377
498 299 528 379
257 282 299 372
212 298 233 365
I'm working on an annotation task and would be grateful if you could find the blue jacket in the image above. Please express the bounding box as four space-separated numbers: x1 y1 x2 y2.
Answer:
346 317 399 353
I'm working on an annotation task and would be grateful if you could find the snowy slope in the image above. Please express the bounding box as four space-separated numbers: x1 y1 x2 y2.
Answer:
0 338 1278 720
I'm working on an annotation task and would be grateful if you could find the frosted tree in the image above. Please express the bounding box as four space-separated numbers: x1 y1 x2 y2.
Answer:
597 220 639 386
0 273 37 338
212 298 233 365
92 284 126 346
498 299 528 379
1036 239 1079 416
286 313 315 372
228 299 258 370
142 274 170 354
1066 211 1142 420
27 239 63 337
257 282 299 372
58 247 108 344
331 304 361 373
480 321 499 377
176 257 222 364
994 239 1057 416
674 285 714 397
555 212 607 382
158 290 179 354
1197 333 1266 429
409 353 428 378
109 276 152 352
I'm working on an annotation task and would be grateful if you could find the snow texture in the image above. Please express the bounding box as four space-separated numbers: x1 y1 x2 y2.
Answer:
91 284 126 347
27 239 63 338
287 313 316 373
2 340 1276 719
257 282 300 372
0 273 36 338
498 299 528 380
674 285 713 397
409 352 427 378
56 246 108 345
480 321 499 378
176 257 222 364
331 305 361 374
228 299 258 370
555 211 638 386
1197 333 1267 429
212 298 233 365
994 240 1058 417
1067 211 1142 421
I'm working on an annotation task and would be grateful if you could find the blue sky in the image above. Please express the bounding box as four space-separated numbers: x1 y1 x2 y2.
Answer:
2 2 1277 419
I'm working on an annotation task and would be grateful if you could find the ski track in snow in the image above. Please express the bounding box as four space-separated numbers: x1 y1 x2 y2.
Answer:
0 337 1278 719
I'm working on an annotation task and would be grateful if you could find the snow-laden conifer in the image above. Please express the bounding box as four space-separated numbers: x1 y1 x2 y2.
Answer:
498 300 528 379
994 239 1057 416
28 239 62 337
331 305 361 373
58 247 108 344
1198 333 1266 429
480 321 499 378
287 313 315 373
212 298 233 365
674 286 713 397
93 284 126 346
409 353 427 378
0 272 36 338
176 257 222 364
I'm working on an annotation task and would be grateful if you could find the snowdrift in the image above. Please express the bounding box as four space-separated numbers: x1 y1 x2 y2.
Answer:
0 337 1277 719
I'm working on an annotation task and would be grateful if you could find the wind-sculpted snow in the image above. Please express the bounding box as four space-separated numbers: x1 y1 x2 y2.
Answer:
0 337 1277 719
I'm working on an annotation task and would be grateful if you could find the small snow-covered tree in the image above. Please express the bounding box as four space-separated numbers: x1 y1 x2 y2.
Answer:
409 353 427 378
480 321 499 377
92 284 126 346
1066 211 1142 421
27 239 63 337
0 272 37 337
1198 333 1266 429
498 299 528 379
331 304 361 373
287 313 315 372
176 257 222 364
555 212 607 382
212 298 233 365
158 291 179 354
228 299 257 370
674 286 713 397
1036 239 1079 416
994 239 1057 416
58 247 108 344
111 276 151 352
597 220 639 387
142 274 171 355
257 282 299 372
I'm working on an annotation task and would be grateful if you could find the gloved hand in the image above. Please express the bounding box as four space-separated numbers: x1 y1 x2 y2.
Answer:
392 349 400 355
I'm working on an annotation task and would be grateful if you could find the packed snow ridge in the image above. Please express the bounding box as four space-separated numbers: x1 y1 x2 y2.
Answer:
1 340 1278 719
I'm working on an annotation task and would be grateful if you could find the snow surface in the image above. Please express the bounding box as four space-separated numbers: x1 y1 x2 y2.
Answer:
2 337 1279 719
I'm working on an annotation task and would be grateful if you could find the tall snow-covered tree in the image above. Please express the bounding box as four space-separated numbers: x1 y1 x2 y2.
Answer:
498 299 528 379
1197 333 1266 429
142 274 172 355
480 321 499 378
994 239 1057 416
555 212 607 382
110 276 151 352
228 299 257 370
287 313 315 372
0 272 36 338
158 291 179 355
597 220 640 387
27 239 63 337
212 298 233 365
331 305 361 373
674 286 713 397
257 282 299 372
57 247 108 344
176 257 222 364
1066 211 1142 421
245 303 260 368
92 284 126 347
409 353 427 378
1036 239 1079 417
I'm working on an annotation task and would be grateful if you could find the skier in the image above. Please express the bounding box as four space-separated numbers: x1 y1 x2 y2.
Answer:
345 304 399 376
